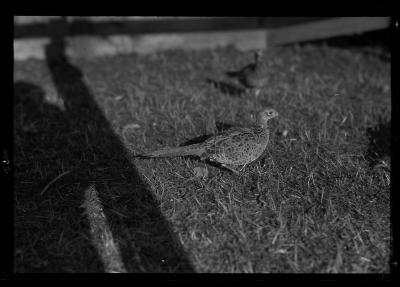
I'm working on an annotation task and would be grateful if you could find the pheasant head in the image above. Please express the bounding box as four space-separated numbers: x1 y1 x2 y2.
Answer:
256 108 278 129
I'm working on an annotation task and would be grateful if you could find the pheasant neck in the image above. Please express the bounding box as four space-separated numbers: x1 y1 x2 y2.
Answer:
256 117 269 130
254 125 269 144
255 123 268 133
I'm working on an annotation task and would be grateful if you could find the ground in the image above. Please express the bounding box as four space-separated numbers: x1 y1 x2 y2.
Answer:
13 39 391 273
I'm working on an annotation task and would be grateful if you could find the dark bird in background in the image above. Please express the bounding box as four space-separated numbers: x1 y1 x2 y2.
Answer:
225 50 269 97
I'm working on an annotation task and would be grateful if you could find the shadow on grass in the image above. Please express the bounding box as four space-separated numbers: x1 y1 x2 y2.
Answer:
14 20 194 273
366 117 391 168
205 77 245 96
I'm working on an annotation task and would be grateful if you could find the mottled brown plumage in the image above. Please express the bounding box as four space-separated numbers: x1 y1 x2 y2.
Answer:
226 50 269 96
142 108 278 173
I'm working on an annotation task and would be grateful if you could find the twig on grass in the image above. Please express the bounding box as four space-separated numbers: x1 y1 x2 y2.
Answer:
40 170 71 196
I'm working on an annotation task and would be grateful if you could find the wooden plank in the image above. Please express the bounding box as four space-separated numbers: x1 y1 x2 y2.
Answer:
14 17 390 61
14 17 260 38
14 38 50 61
14 17 327 39
14 16 59 24
14 16 222 25
259 17 329 29
14 29 268 61
123 29 268 52
267 17 391 46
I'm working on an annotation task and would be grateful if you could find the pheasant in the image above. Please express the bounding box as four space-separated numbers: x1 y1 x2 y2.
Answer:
140 108 278 173
226 50 268 97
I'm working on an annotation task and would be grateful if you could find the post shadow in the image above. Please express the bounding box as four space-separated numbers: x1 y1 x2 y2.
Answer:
14 19 194 272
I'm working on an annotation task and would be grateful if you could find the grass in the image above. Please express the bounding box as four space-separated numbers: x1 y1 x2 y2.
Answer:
13 38 390 273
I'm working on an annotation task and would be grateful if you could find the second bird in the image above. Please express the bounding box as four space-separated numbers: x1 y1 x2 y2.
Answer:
226 50 269 97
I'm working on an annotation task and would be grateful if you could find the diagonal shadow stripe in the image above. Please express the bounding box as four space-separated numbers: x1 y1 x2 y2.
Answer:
15 18 195 273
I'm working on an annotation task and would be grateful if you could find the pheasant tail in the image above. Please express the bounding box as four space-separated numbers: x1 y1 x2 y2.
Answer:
144 143 205 158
